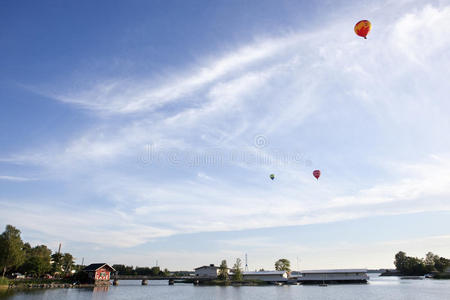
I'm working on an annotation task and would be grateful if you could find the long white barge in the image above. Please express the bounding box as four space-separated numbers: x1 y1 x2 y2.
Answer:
299 269 369 284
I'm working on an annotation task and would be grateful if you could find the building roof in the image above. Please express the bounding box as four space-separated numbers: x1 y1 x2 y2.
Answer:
301 269 367 274
83 263 116 272
194 265 221 270
243 271 286 275
194 264 228 270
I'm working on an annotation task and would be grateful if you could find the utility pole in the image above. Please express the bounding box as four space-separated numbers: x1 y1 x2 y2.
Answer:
245 253 248 272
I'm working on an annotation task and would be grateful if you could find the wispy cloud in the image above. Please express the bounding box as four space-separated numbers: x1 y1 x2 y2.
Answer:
329 155 450 208
2 1 450 257
390 5 450 65
0 175 36 182
38 35 300 115
0 200 175 248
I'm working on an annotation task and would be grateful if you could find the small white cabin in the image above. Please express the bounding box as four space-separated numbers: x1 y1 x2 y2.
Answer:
300 269 368 284
243 271 288 282
195 264 225 278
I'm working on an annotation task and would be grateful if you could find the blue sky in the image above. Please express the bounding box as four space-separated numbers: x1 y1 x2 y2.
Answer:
1 0 450 270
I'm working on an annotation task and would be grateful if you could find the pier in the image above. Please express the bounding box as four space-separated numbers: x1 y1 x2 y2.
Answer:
111 275 210 286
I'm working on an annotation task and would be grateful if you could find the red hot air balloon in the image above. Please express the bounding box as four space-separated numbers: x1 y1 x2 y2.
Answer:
313 170 321 180
354 20 371 39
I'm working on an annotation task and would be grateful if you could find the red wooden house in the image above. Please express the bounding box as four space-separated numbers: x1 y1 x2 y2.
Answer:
82 263 116 284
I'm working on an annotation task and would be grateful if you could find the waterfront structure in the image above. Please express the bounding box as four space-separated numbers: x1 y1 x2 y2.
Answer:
82 263 116 284
194 264 227 278
300 269 369 284
243 271 288 282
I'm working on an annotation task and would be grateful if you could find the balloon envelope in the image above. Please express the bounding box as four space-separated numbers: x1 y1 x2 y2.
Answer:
313 170 321 180
270 174 275 180
354 20 371 39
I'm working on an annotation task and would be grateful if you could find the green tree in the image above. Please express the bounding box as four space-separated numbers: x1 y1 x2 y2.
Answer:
394 251 407 271
434 257 450 273
51 252 63 275
22 243 32 255
124 265 135 275
232 258 243 281
425 252 438 266
275 258 291 272
394 251 427 275
424 252 439 273
112 264 136 275
404 257 426 275
135 266 150 275
61 253 74 274
0 225 25 277
71 264 83 273
21 245 52 277
217 260 229 281
150 266 160 276
112 264 126 274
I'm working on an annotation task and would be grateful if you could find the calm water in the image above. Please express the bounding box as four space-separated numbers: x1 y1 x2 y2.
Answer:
1 275 450 300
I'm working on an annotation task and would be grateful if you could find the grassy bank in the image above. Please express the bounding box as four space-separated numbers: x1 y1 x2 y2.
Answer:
6 277 80 289
9 278 67 285
0 277 9 286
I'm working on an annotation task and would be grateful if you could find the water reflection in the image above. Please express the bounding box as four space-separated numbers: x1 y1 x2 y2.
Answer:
92 286 109 293
0 277 449 300
0 289 15 299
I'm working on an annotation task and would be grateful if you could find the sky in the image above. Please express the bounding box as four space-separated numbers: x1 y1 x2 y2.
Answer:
1 0 450 271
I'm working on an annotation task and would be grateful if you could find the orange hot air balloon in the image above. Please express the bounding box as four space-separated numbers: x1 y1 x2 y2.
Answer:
313 170 321 180
354 20 371 39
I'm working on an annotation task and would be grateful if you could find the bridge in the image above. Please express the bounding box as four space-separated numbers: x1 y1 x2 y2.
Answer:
111 275 212 286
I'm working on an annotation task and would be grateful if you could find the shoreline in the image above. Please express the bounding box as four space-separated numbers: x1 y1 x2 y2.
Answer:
5 283 102 290
3 275 449 291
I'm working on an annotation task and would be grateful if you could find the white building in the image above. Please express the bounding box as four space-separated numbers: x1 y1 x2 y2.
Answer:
300 269 369 284
243 271 288 282
194 264 226 278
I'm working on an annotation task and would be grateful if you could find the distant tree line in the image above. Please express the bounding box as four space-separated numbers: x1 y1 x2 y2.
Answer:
394 251 450 276
112 264 170 277
0 225 76 278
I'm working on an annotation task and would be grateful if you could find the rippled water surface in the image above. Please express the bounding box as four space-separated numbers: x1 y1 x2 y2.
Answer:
1 275 450 300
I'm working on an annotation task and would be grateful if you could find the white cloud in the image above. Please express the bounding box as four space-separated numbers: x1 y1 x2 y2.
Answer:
3 1 450 255
329 155 450 208
19 153 445 248
0 175 36 182
390 5 450 65
41 35 299 115
0 200 175 248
